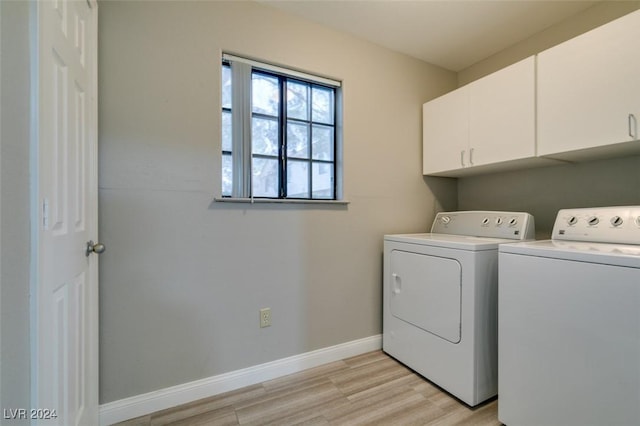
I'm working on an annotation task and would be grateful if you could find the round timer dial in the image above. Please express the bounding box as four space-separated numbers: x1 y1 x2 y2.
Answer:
610 216 624 227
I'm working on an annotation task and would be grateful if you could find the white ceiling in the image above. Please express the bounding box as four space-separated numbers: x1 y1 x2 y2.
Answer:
261 0 599 71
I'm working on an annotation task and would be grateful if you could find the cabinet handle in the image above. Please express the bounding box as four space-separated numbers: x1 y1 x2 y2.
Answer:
629 114 637 140
469 148 475 165
460 150 466 167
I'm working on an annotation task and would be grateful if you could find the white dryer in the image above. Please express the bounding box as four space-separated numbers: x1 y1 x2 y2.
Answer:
383 211 535 406
499 206 640 426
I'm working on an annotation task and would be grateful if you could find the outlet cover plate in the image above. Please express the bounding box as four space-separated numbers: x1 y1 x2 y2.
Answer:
260 308 271 328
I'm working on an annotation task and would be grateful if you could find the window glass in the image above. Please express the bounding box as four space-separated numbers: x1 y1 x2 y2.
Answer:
222 56 339 200
252 117 279 156
287 81 309 120
311 125 334 161
312 86 334 124
252 158 279 197
222 111 232 152
222 65 232 109
287 122 309 159
312 162 334 199
287 160 310 198
221 154 232 197
252 73 279 116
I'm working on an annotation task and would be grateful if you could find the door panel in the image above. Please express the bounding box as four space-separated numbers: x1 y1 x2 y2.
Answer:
36 1 98 424
390 250 462 343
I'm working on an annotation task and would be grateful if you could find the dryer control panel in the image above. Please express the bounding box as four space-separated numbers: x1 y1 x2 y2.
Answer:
431 211 535 240
553 206 640 245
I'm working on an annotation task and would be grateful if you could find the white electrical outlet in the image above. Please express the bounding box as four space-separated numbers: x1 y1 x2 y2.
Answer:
260 308 271 328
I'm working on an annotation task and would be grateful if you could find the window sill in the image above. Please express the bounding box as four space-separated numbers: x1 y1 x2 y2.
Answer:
213 197 350 205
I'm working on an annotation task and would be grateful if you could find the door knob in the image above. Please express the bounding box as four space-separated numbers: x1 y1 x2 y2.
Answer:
86 240 106 257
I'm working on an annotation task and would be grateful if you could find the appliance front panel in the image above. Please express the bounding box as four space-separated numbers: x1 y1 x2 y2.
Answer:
390 250 462 343
499 252 640 426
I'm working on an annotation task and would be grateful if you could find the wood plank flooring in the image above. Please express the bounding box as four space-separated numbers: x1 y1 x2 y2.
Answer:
115 351 501 426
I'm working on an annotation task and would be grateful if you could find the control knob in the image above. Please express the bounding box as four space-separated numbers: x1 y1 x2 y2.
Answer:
610 216 623 227
508 218 518 227
496 217 504 226
567 216 578 226
441 216 451 225
482 218 490 225
588 216 599 226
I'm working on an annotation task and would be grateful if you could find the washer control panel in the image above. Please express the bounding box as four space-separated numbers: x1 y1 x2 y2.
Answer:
431 211 535 240
553 206 640 245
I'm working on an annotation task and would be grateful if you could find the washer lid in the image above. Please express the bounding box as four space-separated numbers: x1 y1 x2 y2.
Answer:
500 240 640 268
385 233 515 251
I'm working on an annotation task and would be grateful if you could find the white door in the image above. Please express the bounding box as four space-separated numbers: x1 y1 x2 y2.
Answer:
34 1 99 425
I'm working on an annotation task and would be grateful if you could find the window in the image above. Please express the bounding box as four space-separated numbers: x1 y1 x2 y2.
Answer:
221 54 341 200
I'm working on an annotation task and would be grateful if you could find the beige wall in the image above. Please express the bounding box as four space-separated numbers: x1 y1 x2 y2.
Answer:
98 0 456 403
458 2 640 237
99 0 640 406
459 1 640 85
0 0 32 416
458 156 640 239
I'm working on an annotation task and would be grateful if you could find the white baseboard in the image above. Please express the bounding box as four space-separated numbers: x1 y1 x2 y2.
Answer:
99 334 382 425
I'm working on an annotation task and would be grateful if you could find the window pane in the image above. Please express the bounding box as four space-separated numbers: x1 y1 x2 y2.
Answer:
312 125 334 161
222 153 232 196
252 157 279 197
252 116 279 156
252 73 279 116
287 81 309 120
312 162 334 199
312 86 334 124
222 111 232 152
287 160 309 198
222 57 339 200
222 64 232 109
287 121 309 159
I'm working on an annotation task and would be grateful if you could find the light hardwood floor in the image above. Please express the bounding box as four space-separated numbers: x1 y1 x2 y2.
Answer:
115 351 501 426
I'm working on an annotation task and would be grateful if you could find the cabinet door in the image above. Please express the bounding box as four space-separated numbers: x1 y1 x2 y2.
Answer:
469 57 536 166
423 88 468 175
538 10 640 158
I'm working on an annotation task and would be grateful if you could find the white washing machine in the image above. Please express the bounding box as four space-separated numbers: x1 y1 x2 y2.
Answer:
383 210 535 406
499 206 640 426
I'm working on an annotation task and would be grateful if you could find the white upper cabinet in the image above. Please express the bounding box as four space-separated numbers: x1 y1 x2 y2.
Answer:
422 87 469 174
423 9 640 177
423 57 543 177
537 10 640 161
468 56 536 167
